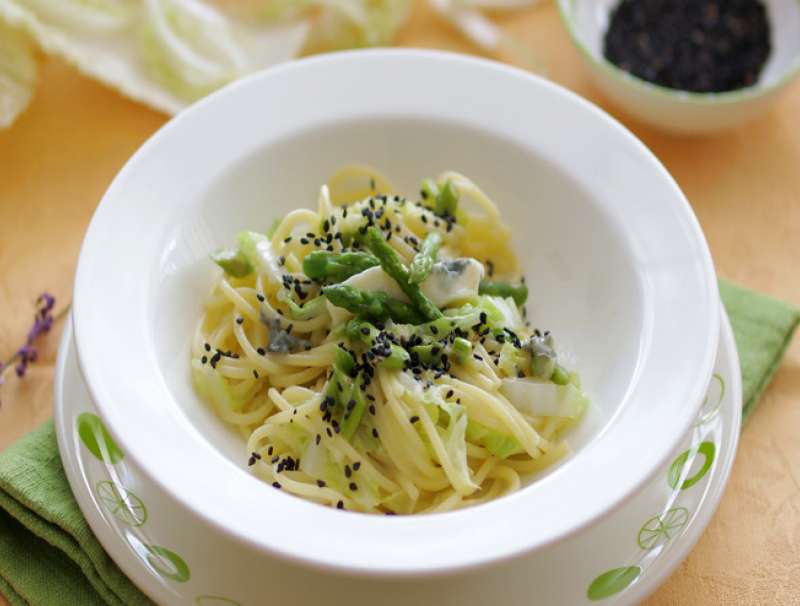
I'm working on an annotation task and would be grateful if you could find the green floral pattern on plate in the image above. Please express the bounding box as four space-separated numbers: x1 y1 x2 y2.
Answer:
145 545 191 583
695 373 725 426
668 441 716 490
95 480 148 527
636 507 690 550
587 566 641 601
77 412 124 463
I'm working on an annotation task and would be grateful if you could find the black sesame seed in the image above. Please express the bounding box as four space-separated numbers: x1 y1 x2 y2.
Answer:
345 465 352 478
272 482 282 489
409 415 420 424
349 482 358 491
353 462 361 471
204 343 211 352
257 347 266 355
336 500 344 509
284 236 292 243
253 370 259 379
201 355 208 364
372 428 379 438
317 479 326 487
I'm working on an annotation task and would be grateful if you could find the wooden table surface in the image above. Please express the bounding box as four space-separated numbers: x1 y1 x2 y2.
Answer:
1 2 798 604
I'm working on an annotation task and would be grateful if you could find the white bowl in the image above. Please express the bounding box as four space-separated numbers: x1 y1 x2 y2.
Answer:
559 0 800 134
56 309 742 605
72 50 719 578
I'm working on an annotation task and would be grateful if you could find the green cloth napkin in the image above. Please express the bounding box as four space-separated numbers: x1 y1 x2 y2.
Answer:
718 280 799 421
0 279 797 606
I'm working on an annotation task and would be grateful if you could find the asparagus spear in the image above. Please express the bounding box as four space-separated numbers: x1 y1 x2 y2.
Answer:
434 179 459 216
408 232 442 285
364 227 442 321
479 280 529 306
323 284 424 324
303 250 379 283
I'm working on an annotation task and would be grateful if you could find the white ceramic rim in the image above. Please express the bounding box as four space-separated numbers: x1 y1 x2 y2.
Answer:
628 305 741 604
72 49 720 576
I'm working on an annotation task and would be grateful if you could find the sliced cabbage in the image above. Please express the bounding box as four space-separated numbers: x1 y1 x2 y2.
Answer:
18 0 139 32
141 0 249 99
0 23 37 129
500 378 589 419
237 230 283 285
307 0 411 51
398 373 477 494
301 436 380 509
206 0 314 22
191 360 246 412
466 419 522 459
477 295 525 332
435 400 478 493
497 342 529 378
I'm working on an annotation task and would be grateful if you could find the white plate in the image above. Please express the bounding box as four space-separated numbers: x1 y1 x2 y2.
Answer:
55 306 740 606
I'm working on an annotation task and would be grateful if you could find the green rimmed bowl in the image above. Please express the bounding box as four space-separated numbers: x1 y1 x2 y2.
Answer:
558 0 800 134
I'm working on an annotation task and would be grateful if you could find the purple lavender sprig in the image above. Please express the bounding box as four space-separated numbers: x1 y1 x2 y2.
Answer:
0 293 62 396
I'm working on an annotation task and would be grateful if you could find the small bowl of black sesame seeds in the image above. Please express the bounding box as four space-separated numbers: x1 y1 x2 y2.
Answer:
558 0 800 133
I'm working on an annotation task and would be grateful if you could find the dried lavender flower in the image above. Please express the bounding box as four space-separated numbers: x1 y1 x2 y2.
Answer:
0 293 60 395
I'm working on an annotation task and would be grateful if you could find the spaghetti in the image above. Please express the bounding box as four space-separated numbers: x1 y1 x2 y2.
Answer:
191 166 588 514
